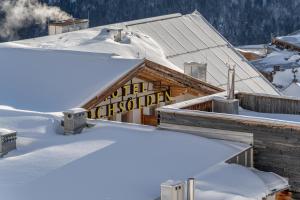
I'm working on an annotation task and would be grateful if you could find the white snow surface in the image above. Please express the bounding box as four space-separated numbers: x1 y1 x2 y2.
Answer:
282 82 300 98
195 163 288 200
0 27 180 112
251 48 300 97
2 27 179 70
254 50 300 71
239 107 300 123
0 106 284 200
0 47 141 112
272 68 300 88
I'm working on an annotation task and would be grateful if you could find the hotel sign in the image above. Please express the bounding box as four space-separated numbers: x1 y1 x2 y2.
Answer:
88 81 171 118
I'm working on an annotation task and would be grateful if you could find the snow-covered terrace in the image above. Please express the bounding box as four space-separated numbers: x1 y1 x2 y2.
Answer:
157 92 300 196
0 106 286 200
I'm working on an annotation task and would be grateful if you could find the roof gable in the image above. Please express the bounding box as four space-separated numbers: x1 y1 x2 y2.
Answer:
82 59 223 109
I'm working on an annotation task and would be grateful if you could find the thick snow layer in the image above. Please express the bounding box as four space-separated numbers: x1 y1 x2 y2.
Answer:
1 27 179 71
195 163 288 200
0 47 141 112
0 106 281 200
0 26 181 112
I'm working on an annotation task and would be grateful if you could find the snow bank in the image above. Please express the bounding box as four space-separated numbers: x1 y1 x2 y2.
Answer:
195 163 288 200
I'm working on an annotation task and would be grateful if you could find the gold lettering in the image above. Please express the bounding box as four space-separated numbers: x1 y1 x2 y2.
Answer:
112 90 119 99
133 83 139 94
126 99 135 111
136 96 142 109
118 102 125 112
164 90 171 102
141 82 147 93
123 85 130 96
107 104 116 116
145 95 154 106
156 92 161 104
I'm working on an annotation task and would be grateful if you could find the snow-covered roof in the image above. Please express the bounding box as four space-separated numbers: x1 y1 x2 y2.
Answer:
282 82 300 98
277 34 300 48
239 107 300 123
196 163 288 200
125 11 279 95
6 12 279 96
272 67 300 88
0 47 141 112
0 128 16 135
63 107 87 114
0 106 287 200
252 50 300 71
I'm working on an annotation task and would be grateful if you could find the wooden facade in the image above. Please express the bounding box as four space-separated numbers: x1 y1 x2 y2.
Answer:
82 59 222 125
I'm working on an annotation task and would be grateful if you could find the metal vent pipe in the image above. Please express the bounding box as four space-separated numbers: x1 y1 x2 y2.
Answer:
227 64 236 100
187 178 195 200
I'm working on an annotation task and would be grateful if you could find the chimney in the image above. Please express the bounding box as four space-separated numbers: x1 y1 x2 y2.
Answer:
62 108 87 135
0 129 17 157
112 28 123 42
161 180 184 200
187 178 195 200
184 62 207 82
211 63 239 115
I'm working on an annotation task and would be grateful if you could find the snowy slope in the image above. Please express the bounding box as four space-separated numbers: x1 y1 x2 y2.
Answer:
0 47 141 112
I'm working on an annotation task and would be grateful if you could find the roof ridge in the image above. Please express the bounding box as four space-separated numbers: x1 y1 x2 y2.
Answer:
125 13 182 27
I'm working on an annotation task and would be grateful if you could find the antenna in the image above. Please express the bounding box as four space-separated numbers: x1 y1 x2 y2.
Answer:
227 63 236 100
